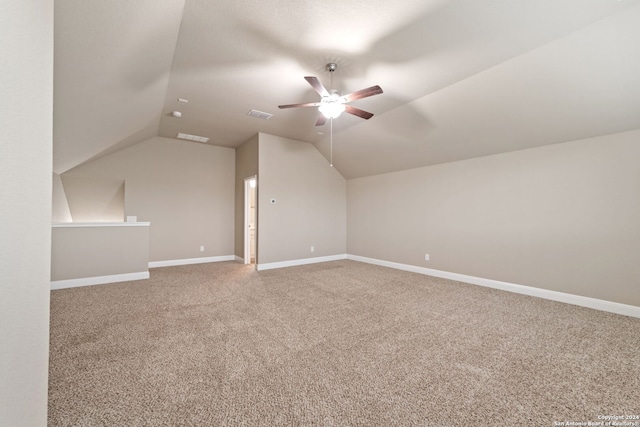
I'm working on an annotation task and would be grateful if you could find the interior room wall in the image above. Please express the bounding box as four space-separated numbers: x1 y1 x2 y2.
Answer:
51 225 149 282
52 173 73 222
234 134 259 260
0 0 53 425
61 136 235 263
347 130 640 307
258 133 347 265
61 176 125 222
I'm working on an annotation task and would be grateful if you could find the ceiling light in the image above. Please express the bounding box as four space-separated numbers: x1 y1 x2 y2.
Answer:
176 132 209 143
318 93 346 119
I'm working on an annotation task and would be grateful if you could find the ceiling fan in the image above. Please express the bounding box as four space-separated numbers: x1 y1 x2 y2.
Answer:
278 63 383 126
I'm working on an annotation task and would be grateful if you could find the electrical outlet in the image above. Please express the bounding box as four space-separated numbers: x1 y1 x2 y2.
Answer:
424 254 430 261
200 246 205 252
310 246 315 252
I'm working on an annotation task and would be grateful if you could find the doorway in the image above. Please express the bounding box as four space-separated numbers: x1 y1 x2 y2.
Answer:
244 176 257 265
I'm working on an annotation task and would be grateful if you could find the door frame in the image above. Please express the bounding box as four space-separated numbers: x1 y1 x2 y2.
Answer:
243 176 257 266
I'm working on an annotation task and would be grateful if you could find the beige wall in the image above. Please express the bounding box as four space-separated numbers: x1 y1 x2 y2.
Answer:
61 176 125 222
51 225 149 281
0 0 53 425
52 173 73 222
234 134 259 259
258 133 347 264
347 130 640 307
62 137 235 262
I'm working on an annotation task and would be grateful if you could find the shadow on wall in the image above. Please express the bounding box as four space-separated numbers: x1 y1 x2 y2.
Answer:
60 175 125 222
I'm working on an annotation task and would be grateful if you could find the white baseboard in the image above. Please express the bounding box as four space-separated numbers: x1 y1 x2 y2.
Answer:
51 271 149 290
257 254 347 271
347 255 640 319
149 255 235 268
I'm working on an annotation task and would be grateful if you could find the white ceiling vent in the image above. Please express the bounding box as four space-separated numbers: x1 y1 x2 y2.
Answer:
177 132 209 143
247 109 273 120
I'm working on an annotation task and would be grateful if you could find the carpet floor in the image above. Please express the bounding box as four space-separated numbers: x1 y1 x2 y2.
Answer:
49 260 640 426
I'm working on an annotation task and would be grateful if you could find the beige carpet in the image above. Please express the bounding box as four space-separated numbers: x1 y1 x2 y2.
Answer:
49 260 640 426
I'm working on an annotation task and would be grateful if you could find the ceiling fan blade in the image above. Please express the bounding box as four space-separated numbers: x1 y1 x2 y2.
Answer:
342 85 383 102
315 115 327 127
304 76 330 98
345 105 374 120
278 102 321 109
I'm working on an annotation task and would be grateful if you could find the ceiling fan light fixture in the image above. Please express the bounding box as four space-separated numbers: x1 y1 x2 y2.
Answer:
318 94 346 118
278 64 382 124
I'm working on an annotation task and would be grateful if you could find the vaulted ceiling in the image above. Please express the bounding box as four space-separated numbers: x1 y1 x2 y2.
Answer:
54 0 640 178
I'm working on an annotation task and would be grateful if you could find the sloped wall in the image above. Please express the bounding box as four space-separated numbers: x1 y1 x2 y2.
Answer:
52 173 73 222
60 175 124 222
347 130 640 307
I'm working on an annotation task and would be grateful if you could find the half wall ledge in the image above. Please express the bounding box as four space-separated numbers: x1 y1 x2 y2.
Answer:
51 222 150 289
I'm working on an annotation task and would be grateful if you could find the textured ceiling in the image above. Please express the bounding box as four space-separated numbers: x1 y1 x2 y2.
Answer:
54 0 640 178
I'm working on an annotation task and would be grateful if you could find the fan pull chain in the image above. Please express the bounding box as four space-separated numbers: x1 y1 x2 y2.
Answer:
330 118 333 167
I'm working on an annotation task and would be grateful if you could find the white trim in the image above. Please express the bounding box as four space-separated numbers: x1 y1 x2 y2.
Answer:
52 222 150 228
51 271 149 290
347 255 640 319
149 255 235 268
257 254 347 271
